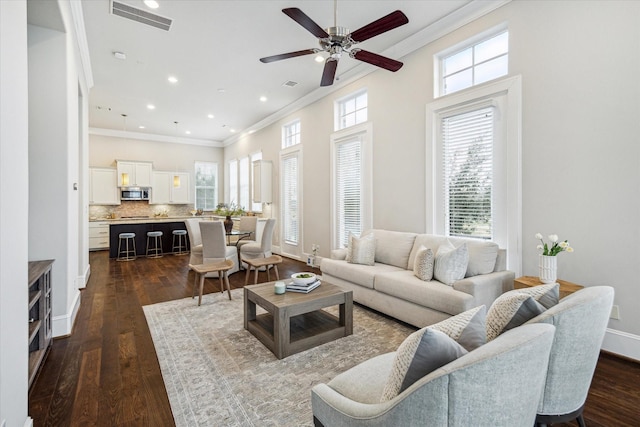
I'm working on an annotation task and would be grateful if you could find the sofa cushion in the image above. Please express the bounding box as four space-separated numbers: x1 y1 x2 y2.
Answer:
433 241 469 286
428 305 486 351
380 328 467 402
375 270 474 315
486 293 546 341
347 232 376 266
321 259 404 290
408 234 499 277
413 246 434 281
504 283 559 309
370 229 417 269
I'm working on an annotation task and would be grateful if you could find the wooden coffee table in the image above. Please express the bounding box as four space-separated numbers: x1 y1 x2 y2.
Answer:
243 280 353 359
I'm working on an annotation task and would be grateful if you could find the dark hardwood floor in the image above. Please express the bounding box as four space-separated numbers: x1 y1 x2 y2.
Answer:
29 251 640 426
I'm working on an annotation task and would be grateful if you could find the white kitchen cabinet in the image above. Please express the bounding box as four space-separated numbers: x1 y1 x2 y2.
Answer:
116 160 153 187
252 160 272 203
89 167 120 205
151 171 190 204
89 222 110 250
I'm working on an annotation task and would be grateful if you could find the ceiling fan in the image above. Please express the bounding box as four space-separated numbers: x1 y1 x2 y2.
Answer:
259 2 409 87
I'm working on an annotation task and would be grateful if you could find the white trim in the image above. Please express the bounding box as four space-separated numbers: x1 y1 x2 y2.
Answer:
602 328 640 362
52 289 81 337
89 127 222 147
76 263 90 289
23 417 33 427
69 0 93 89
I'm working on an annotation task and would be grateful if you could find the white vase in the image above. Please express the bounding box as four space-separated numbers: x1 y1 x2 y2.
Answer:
539 255 557 284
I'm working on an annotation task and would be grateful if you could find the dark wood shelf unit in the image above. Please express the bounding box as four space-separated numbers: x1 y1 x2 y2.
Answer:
28 259 54 389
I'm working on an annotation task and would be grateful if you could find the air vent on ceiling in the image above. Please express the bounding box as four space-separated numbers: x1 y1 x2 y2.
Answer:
111 0 172 31
282 80 299 88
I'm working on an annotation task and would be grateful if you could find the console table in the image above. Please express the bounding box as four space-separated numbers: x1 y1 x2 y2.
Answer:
514 276 583 299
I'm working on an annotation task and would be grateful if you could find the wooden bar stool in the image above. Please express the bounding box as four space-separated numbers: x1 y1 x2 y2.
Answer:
189 259 234 306
243 255 283 285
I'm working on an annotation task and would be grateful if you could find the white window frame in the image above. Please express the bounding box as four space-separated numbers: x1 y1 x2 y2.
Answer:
334 89 368 131
238 156 249 210
280 146 302 249
282 119 301 148
435 26 509 98
194 161 218 210
250 151 263 212
227 159 238 206
330 122 373 249
426 75 522 274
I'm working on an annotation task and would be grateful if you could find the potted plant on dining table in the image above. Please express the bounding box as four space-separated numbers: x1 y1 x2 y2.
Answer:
215 202 246 233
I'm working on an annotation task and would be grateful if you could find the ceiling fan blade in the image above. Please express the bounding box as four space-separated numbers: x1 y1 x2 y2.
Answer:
260 49 317 63
320 58 338 87
350 10 408 43
351 49 403 72
283 8 329 39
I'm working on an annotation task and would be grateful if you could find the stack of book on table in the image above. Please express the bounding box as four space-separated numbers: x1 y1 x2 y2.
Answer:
286 279 321 293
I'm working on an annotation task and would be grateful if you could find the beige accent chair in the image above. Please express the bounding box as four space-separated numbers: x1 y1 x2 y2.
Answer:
239 218 276 268
527 286 614 427
236 216 258 251
311 323 556 427
199 221 239 276
184 218 203 266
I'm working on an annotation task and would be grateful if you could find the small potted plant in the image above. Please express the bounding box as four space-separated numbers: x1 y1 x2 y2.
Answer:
535 233 574 283
215 202 246 232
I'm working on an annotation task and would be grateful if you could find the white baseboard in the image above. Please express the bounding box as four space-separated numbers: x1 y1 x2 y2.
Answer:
602 327 640 361
24 416 33 427
77 263 91 289
52 289 81 337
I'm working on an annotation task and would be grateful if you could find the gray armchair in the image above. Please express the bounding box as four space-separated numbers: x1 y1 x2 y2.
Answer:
311 323 556 427
526 286 614 427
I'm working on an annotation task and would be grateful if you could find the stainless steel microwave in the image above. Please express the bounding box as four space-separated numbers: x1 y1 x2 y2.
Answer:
121 187 150 201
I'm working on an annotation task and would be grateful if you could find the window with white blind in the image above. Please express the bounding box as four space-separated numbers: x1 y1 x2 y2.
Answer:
331 122 372 249
194 161 218 210
239 157 249 210
228 159 238 206
282 154 299 245
335 90 367 131
250 151 262 212
437 30 509 97
282 120 300 148
442 107 494 239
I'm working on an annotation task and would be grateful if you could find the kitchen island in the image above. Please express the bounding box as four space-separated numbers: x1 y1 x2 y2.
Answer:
108 218 192 258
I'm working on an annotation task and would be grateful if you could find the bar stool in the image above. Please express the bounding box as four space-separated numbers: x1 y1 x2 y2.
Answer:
117 232 136 261
172 229 188 255
146 231 163 258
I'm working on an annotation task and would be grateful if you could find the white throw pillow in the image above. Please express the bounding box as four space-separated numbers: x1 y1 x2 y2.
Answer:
347 233 376 266
428 305 487 351
433 240 469 286
486 293 546 341
413 246 434 281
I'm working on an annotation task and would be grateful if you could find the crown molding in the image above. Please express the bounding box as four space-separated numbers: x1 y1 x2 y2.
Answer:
89 127 223 148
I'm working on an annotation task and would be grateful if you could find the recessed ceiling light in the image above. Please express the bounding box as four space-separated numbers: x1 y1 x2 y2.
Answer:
259 96 267 102
230 129 236 133
139 125 145 129
217 88 226 93
185 130 191 135
168 76 178 83
144 0 159 9
207 114 214 119
147 104 155 110
113 51 126 60
248 130 256 134
314 55 324 63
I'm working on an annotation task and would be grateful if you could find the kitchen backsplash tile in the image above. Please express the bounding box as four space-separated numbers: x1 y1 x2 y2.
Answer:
90 202 200 219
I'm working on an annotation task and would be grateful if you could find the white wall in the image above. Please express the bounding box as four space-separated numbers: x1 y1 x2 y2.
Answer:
0 1 31 425
228 1 640 359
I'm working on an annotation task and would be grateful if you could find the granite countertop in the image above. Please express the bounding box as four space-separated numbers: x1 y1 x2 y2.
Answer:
89 215 198 224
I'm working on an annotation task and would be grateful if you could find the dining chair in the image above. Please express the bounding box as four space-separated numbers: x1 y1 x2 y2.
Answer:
236 216 258 250
239 218 276 268
184 218 203 266
199 221 239 276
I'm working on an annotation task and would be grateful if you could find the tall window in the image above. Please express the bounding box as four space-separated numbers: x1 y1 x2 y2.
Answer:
282 154 298 245
250 151 262 212
239 157 249 210
441 107 494 239
194 161 218 210
282 120 300 148
228 159 237 205
331 122 372 249
335 90 367 131
438 30 508 96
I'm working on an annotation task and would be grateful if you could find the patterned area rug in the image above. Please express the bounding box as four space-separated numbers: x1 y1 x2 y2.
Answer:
143 288 414 427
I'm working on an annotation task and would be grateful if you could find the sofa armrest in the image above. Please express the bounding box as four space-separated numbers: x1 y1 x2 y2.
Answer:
453 270 515 308
331 248 348 260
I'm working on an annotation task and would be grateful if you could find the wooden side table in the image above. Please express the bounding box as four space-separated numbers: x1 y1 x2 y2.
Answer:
514 276 584 299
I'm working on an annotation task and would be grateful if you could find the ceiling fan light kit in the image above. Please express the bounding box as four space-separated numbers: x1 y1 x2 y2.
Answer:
259 4 408 87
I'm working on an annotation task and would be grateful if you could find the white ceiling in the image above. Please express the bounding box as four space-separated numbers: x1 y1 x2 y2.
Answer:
79 0 499 145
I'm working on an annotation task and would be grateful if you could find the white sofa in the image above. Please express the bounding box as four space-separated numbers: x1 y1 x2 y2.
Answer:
320 230 514 327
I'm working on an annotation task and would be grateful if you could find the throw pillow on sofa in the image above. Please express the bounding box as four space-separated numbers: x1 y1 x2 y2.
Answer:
413 245 434 281
380 328 467 402
346 232 375 266
433 240 469 286
428 305 487 351
486 293 546 341
503 283 559 309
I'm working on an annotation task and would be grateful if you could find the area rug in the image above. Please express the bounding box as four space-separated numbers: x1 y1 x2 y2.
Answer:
143 288 414 427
